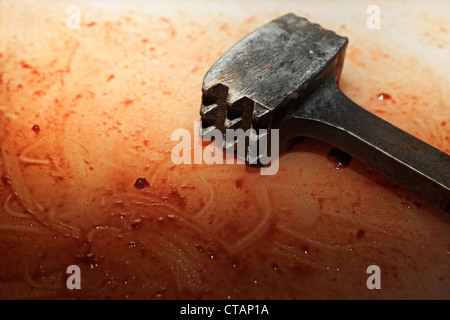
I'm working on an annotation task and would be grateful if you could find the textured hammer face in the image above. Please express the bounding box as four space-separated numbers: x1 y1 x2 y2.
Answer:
200 13 348 137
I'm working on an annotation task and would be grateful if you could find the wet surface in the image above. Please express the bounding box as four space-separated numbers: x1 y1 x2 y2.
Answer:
0 0 449 299
327 148 352 170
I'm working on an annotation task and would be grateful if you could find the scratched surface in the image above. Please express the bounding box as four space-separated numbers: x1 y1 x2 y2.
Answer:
0 0 449 299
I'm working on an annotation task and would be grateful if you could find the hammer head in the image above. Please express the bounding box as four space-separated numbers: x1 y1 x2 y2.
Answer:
200 13 348 140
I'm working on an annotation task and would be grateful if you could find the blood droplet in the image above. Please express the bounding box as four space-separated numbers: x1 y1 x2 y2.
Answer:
377 93 391 101
134 177 149 189
327 148 352 169
32 125 40 133
235 178 244 190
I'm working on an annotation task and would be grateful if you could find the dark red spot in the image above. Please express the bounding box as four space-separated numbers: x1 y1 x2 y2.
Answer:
269 65 274 70
128 241 137 249
107 74 115 82
31 70 42 77
327 148 352 169
235 178 244 190
20 61 32 69
1 175 12 188
32 125 40 133
377 93 391 101
87 22 96 27
121 99 134 106
134 177 149 189
317 198 326 210
356 229 365 238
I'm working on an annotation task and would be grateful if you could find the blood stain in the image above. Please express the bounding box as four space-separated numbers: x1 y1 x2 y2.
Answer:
356 229 365 238
32 125 41 133
134 177 149 189
235 178 244 190
327 148 352 169
377 93 391 101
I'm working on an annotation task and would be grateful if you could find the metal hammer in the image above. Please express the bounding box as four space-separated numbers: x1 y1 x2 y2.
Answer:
200 13 450 212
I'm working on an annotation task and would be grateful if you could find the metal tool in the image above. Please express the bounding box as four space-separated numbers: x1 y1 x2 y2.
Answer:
199 13 450 212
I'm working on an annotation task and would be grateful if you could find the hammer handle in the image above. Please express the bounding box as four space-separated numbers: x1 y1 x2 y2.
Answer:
289 75 450 212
